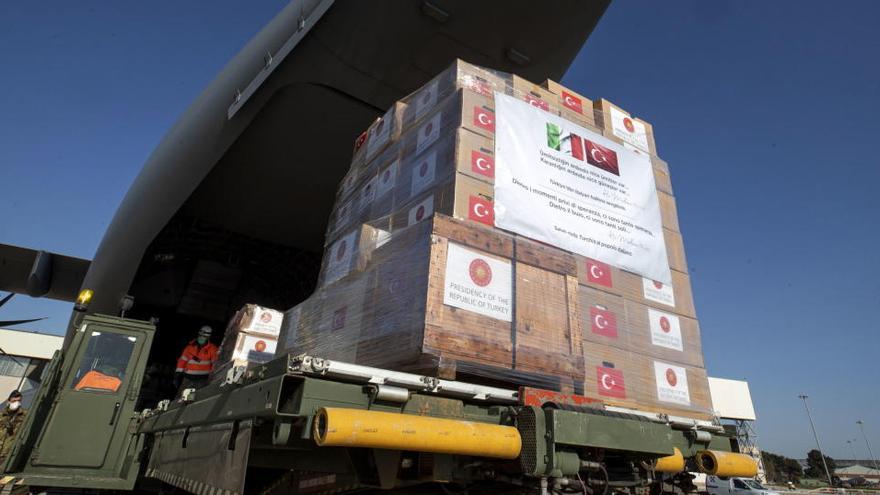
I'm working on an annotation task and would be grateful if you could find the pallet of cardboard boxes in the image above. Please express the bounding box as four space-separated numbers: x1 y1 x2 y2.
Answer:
273 59 714 420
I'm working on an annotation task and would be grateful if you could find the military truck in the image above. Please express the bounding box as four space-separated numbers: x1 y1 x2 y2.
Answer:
1 303 757 494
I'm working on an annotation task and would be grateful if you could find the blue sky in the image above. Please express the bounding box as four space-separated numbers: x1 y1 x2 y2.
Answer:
1 2 878 459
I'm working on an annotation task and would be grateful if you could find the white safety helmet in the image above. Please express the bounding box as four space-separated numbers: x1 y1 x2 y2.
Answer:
198 325 213 338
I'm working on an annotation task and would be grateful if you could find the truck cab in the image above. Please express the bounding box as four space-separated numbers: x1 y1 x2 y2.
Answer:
706 476 779 495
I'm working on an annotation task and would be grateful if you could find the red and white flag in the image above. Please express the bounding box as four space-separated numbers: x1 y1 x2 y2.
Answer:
468 195 494 226
561 91 584 114
589 306 618 339
586 259 613 288
473 106 495 133
471 150 495 179
596 364 626 399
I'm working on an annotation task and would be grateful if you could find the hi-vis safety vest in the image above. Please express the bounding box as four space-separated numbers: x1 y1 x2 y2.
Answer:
176 341 219 376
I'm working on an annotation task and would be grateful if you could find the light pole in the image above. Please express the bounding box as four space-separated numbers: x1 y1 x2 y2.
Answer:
856 420 879 472
798 394 834 486
846 439 858 461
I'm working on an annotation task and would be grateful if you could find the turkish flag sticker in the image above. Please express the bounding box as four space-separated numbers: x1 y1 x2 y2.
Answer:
473 106 495 133
524 94 550 111
586 259 613 288
562 91 583 114
585 139 620 176
468 196 494 226
590 307 618 339
471 150 495 178
596 366 627 399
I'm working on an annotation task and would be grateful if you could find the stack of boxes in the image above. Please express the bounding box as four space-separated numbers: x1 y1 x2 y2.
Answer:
214 304 283 377
278 60 714 420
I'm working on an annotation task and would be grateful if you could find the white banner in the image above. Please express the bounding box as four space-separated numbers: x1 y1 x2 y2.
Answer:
443 242 512 321
494 93 671 283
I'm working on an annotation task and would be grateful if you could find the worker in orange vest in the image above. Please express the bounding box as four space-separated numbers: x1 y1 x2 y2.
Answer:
174 325 219 392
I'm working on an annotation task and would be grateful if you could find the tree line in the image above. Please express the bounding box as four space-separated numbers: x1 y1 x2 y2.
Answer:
761 449 836 483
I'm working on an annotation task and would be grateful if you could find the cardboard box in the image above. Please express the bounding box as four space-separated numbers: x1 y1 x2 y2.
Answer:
227 304 284 338
390 173 495 232
623 300 703 367
393 127 494 208
542 79 598 130
653 156 673 195
593 98 657 156
316 215 585 390
578 286 630 348
320 223 390 287
664 229 688 273
658 191 680 233
582 342 713 420
332 142 401 234
576 257 696 318
509 75 559 116
400 89 496 157
401 59 510 132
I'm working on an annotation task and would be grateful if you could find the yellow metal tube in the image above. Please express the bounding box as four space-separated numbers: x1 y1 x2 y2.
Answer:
696 450 758 478
313 407 522 460
654 447 685 473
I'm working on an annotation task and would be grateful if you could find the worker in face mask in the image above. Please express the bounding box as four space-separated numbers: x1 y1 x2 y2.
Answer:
173 326 219 394
0 390 26 467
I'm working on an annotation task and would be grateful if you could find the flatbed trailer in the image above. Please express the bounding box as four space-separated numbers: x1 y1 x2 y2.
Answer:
1 314 756 495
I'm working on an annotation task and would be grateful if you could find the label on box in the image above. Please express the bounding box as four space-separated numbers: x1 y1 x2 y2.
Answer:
243 307 282 337
561 91 584 114
648 308 682 351
473 106 495 133
443 243 512 321
282 306 302 351
416 112 442 155
642 278 675 307
471 150 495 178
590 306 618 339
340 170 358 196
467 196 494 226
610 106 650 153
377 160 398 198
523 93 550 112
233 334 278 364
411 151 437 196
324 230 356 284
586 259 613 287
408 195 434 226
366 107 393 157
335 200 353 233
653 361 690 406
415 80 438 122
360 175 377 211
596 364 626 398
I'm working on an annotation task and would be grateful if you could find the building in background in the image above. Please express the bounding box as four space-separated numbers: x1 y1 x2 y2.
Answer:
835 464 880 483
0 328 63 407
